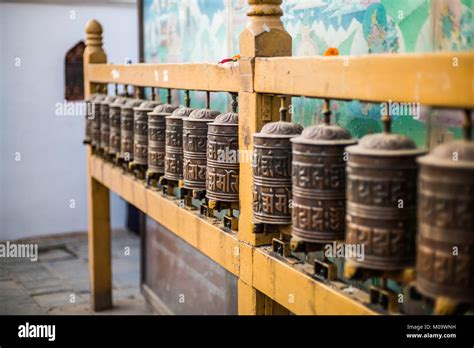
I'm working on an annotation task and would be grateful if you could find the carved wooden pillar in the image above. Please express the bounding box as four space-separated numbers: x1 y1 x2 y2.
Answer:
238 0 292 246
84 19 112 311
84 19 107 97
237 0 292 315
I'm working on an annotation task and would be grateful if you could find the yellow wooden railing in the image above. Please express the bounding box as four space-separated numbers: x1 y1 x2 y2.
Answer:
84 0 473 315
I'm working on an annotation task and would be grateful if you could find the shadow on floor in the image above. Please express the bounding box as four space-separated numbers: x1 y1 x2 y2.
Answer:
0 229 150 315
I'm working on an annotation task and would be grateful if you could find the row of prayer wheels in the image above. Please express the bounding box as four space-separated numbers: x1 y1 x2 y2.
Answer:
84 87 473 311
252 96 473 311
84 86 240 228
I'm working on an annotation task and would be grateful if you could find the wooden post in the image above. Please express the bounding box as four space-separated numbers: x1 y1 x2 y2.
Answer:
84 19 107 97
238 0 292 246
237 0 292 315
238 280 290 315
84 19 112 311
238 280 265 315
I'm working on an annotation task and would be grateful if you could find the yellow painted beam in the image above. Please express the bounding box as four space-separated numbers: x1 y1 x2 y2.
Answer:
88 63 240 92
89 155 240 276
254 51 474 108
252 247 377 315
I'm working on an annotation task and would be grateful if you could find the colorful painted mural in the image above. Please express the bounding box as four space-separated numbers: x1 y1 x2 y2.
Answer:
143 0 473 146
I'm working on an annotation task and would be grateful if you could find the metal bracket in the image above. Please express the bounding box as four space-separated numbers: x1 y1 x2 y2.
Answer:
369 285 399 314
272 237 291 257
223 214 238 232
313 258 337 282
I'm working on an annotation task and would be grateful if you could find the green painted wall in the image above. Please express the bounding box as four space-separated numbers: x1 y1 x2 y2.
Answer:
143 0 473 147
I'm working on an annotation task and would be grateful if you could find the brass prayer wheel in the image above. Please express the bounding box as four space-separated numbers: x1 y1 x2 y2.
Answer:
183 92 220 191
99 95 118 154
148 91 179 175
345 113 426 271
84 93 105 144
416 111 474 304
132 99 161 166
291 100 356 243
164 91 195 181
206 94 239 202
91 93 107 149
119 98 143 162
108 96 128 157
253 97 303 224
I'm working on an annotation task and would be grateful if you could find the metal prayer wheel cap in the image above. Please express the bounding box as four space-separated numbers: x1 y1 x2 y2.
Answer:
91 94 106 104
121 99 144 110
149 103 179 116
92 93 105 100
254 121 304 139
210 111 239 125
291 123 356 145
346 132 426 156
99 95 117 105
167 106 195 120
417 140 474 170
88 94 106 111
87 93 102 102
188 108 221 122
133 100 161 112
109 96 128 107
347 110 426 155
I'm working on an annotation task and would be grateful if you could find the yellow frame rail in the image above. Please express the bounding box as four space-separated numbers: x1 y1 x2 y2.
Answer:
254 53 474 108
83 0 473 315
89 153 239 275
89 152 375 315
88 63 240 92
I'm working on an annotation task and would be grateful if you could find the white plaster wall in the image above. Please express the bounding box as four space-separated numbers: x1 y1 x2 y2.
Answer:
0 1 138 240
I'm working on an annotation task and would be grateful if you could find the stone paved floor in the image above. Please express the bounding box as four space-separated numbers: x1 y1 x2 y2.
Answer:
0 230 150 315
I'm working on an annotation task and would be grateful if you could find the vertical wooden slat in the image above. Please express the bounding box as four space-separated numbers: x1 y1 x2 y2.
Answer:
238 0 292 246
237 0 293 314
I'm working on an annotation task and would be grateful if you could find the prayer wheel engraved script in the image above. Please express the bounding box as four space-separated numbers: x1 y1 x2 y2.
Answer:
183 107 220 191
84 93 105 144
253 120 303 224
164 106 194 181
133 101 161 166
416 134 474 304
148 103 179 175
108 97 128 156
206 110 239 202
99 96 118 153
345 131 426 270
291 116 356 243
120 99 143 161
91 94 106 148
